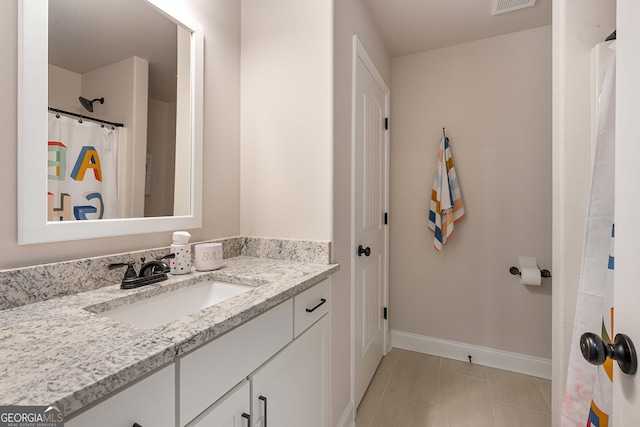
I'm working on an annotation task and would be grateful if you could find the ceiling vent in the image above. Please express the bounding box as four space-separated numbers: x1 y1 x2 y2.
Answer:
491 0 536 15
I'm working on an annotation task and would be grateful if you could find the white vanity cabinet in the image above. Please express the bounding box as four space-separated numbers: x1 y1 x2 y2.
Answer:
250 315 330 427
179 299 294 426
182 278 331 427
65 364 175 427
250 279 331 427
66 278 332 427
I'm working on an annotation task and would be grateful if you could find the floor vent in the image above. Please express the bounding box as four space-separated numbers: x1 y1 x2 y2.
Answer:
491 0 536 15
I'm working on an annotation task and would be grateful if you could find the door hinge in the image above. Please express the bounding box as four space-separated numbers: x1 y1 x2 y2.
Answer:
383 307 388 320
384 212 388 225
384 117 389 130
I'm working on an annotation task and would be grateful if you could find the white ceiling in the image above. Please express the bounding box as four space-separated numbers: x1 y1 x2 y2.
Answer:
362 0 552 57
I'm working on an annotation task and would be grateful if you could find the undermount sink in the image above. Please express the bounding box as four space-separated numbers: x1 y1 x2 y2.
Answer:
98 281 254 329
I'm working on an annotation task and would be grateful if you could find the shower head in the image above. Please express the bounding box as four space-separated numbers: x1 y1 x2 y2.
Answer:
79 97 104 113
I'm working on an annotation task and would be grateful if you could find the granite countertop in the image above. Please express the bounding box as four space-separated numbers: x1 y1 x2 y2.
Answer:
0 255 339 417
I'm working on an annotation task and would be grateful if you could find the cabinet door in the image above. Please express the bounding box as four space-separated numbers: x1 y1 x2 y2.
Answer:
65 364 175 427
250 315 330 427
189 380 250 427
180 299 293 426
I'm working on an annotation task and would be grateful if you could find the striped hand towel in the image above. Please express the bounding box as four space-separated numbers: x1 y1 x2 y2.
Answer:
428 136 464 251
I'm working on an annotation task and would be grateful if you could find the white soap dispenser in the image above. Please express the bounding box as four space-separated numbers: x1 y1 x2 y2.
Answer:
170 231 192 275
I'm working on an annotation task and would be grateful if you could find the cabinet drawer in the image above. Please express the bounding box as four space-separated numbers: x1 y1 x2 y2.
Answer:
294 278 330 338
65 364 175 427
179 299 293 426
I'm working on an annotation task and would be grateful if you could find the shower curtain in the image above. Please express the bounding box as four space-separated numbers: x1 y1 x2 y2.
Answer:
561 46 616 426
47 113 119 221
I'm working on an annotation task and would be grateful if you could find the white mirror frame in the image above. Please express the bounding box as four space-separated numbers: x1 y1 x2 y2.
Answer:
17 0 203 244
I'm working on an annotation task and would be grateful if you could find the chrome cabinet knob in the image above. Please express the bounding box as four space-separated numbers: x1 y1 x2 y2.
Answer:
580 332 637 375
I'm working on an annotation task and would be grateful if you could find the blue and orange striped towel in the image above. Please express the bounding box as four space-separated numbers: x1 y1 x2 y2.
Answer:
428 136 464 251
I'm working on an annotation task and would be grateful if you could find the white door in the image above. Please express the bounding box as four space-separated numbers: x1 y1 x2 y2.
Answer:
352 37 389 408
612 0 640 421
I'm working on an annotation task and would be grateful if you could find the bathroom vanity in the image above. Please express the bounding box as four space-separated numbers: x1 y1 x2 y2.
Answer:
0 250 337 427
67 279 331 427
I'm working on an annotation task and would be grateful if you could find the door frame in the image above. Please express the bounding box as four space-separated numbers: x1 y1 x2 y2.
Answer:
551 1 616 424
350 35 390 409
613 0 640 420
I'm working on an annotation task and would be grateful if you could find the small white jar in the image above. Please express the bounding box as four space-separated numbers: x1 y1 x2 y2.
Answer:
194 243 223 271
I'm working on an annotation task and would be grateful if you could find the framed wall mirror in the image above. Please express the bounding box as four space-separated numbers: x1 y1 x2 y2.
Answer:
18 0 203 244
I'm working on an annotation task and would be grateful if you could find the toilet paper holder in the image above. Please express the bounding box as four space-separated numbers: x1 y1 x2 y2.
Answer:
509 266 552 278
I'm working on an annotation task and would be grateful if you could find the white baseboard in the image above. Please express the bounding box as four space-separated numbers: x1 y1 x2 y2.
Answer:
391 329 551 380
335 400 355 427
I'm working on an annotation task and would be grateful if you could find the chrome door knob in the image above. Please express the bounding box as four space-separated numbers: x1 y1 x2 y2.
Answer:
580 332 638 375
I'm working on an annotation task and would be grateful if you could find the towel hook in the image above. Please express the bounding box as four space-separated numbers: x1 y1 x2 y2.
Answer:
442 127 446 137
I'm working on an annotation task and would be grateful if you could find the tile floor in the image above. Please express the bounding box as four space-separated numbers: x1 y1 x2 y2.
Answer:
355 348 551 427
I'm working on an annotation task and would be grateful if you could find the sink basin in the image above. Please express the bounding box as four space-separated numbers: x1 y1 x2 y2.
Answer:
98 281 254 329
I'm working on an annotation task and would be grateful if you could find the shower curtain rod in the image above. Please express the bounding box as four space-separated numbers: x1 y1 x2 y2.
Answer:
48 107 124 128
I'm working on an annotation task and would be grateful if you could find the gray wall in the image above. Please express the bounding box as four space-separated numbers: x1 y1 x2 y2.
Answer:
390 26 552 359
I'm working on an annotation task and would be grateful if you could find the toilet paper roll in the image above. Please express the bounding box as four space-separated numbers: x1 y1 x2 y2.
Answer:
518 256 541 286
